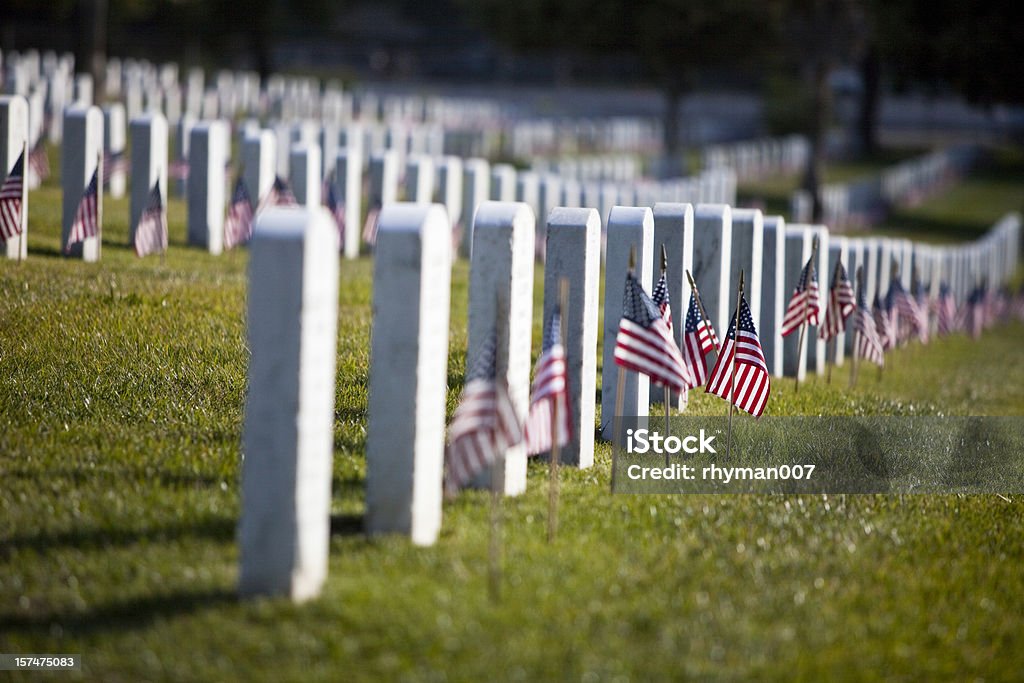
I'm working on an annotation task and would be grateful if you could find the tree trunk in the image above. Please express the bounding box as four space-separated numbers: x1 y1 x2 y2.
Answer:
803 62 831 223
84 0 108 97
660 85 683 179
858 42 881 157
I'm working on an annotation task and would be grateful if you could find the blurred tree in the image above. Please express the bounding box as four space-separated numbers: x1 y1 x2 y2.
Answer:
456 0 783 175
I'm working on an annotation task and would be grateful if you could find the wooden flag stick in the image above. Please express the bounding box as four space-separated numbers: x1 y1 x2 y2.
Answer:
661 245 671 467
548 278 569 543
725 270 744 460
686 269 719 353
610 246 635 493
850 266 864 389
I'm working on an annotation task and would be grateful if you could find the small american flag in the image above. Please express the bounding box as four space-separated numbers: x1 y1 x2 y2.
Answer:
134 179 167 257
820 259 856 341
102 150 128 182
613 270 694 393
362 204 381 246
781 254 820 337
853 278 884 367
524 312 572 456
445 332 523 496
885 278 924 344
323 174 346 250
65 168 100 253
936 283 958 335
224 177 255 249
651 272 672 330
966 286 986 340
259 175 298 211
168 158 190 181
873 294 896 350
28 139 49 182
0 151 26 240
682 291 716 388
705 293 771 418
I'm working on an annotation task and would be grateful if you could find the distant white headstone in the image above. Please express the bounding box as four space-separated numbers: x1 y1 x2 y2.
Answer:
128 113 168 247
102 103 126 198
692 204 733 337
289 143 321 208
187 121 229 255
242 130 276 206
62 105 103 261
0 95 29 259
782 227 813 379
460 158 490 258
238 206 339 602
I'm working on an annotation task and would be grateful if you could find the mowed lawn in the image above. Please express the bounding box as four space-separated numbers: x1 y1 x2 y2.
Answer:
1 158 1023 681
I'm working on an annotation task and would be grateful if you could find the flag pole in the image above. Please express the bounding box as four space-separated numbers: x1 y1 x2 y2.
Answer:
97 150 104 246
826 259 841 384
18 140 28 263
725 270 744 460
660 244 671 467
610 246 635 494
548 277 569 543
686 269 718 352
850 266 863 389
794 237 817 393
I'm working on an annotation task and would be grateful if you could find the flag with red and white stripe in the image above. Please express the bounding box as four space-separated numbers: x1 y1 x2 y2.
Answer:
873 294 896 350
613 270 694 393
65 168 100 253
820 259 856 341
0 151 26 240
257 175 298 213
134 179 167 257
224 177 255 249
781 254 820 337
524 312 572 456
706 293 771 418
445 332 523 495
936 283 958 335
853 278 884 367
681 291 716 388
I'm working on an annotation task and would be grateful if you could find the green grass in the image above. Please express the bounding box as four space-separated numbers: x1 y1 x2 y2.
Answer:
2 167 1024 681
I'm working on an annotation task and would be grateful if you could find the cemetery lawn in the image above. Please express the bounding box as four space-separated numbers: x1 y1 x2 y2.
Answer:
2 182 1023 682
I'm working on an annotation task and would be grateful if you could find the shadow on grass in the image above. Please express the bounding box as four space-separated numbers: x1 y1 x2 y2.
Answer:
330 512 364 537
0 516 236 559
0 589 238 635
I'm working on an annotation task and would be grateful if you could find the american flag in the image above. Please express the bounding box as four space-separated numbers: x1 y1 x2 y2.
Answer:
168 158 190 181
705 293 771 418
323 174 346 250
133 179 167 257
820 259 856 341
0 151 26 240
936 283 958 335
885 278 924 343
28 139 49 182
65 168 100 253
966 285 986 340
781 254 820 337
102 150 128 182
873 294 896 350
258 175 298 211
682 291 717 388
362 204 381 246
853 279 884 367
224 176 255 249
444 332 523 496
524 312 572 456
613 270 694 393
651 272 672 330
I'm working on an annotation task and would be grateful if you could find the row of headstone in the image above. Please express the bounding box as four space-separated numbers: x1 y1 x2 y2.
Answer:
530 154 642 183
702 135 810 181
236 198 1021 603
791 145 984 228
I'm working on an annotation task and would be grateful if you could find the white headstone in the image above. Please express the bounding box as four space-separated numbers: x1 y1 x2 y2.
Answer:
102 103 127 198
238 206 339 602
490 164 516 202
62 105 103 261
761 216 787 377
129 113 168 247
242 130 276 206
173 112 196 196
404 155 435 203
437 156 463 231
368 150 399 213
0 95 29 259
289 143 321 208
730 209 764 331
366 203 452 545
460 158 490 258
187 121 229 255
600 206 653 440
335 148 362 259
467 202 535 495
826 236 849 367
543 207 601 467
806 225 830 375
692 204 733 337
